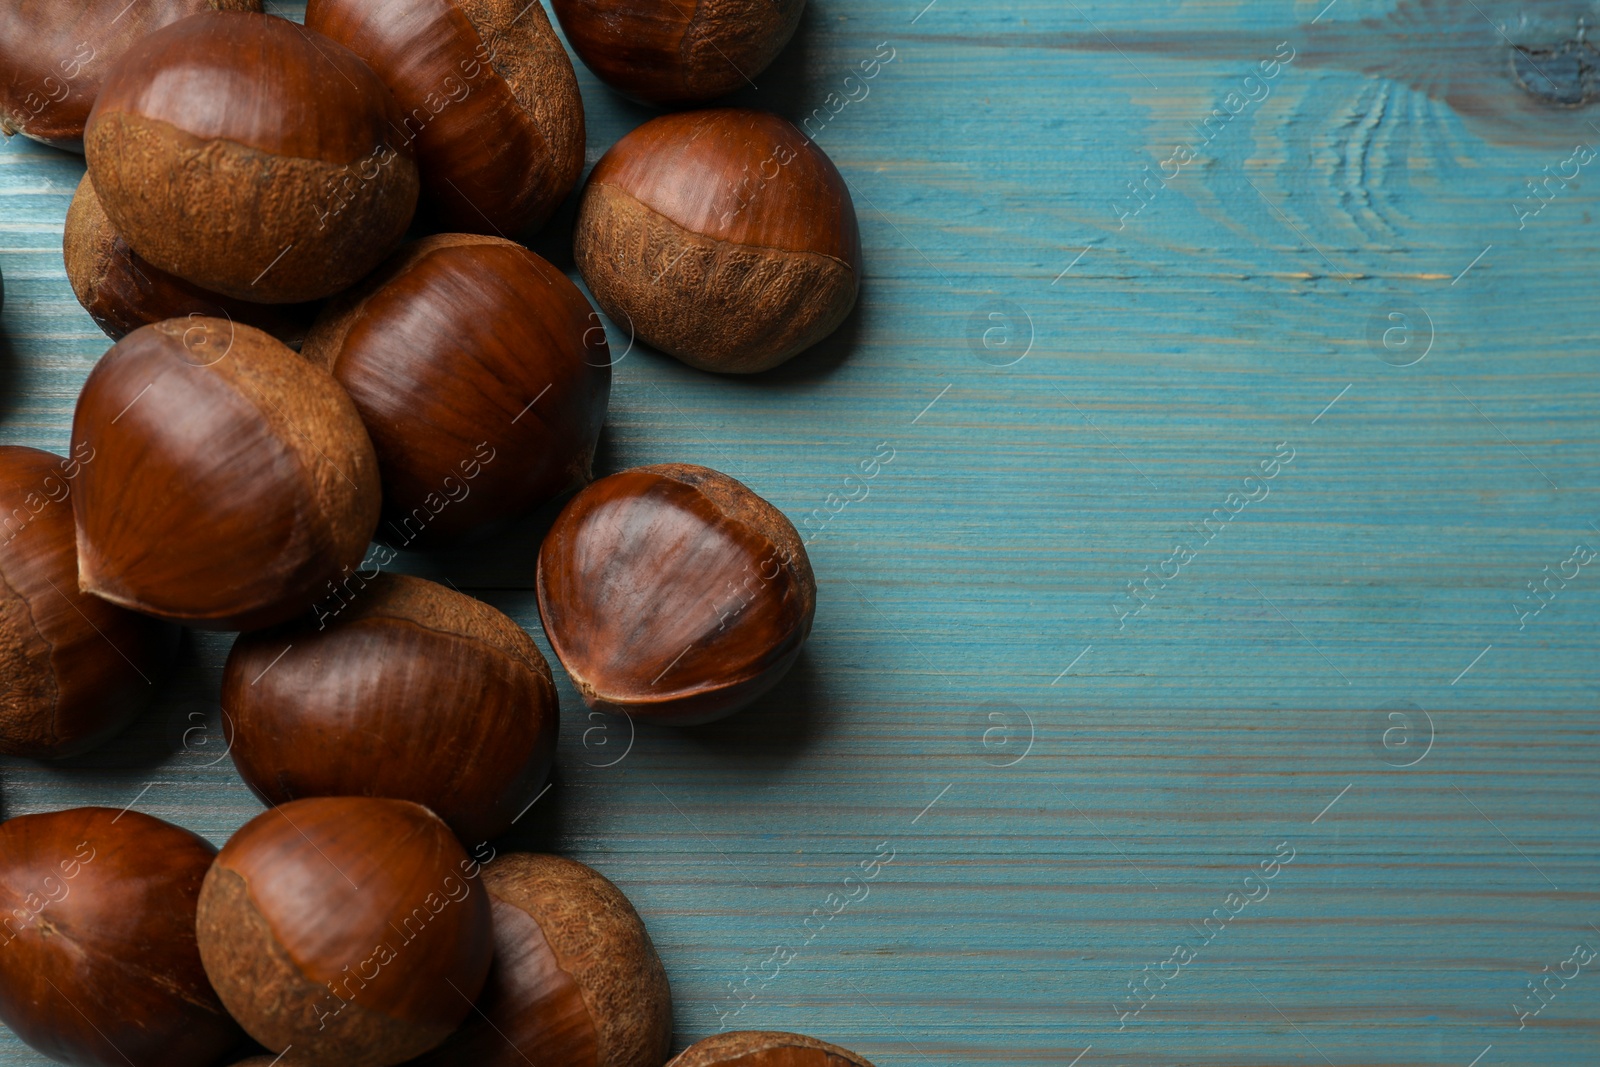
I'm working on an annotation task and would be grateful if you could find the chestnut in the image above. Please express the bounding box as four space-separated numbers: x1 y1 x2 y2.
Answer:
0 445 178 757
0 807 244 1066
222 573 558 844
550 0 804 107
64 173 316 345
71 317 380 631
0 0 259 149
536 463 814 724
196 797 494 1067
669 1032 875 1067
411 853 671 1067
305 0 584 237
574 108 860 373
84 11 419 304
302 234 610 547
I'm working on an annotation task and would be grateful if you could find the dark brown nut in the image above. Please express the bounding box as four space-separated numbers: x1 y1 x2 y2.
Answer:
84 11 419 303
537 463 815 725
574 108 860 373
668 1031 876 1067
306 0 584 236
412 853 671 1067
0 807 244 1066
71 317 380 631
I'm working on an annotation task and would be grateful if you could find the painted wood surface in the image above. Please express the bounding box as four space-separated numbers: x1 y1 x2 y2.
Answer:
2 0 1599 1063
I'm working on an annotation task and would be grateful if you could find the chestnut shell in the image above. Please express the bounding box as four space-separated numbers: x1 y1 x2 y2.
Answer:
222 573 559 843
70 317 381 631
574 108 860 373
302 234 610 548
668 1031 876 1067
196 797 494 1067
536 463 815 724
0 0 260 149
411 853 672 1067
0 445 178 757
306 0 585 236
63 173 316 345
550 0 805 107
83 11 419 303
0 807 243 1067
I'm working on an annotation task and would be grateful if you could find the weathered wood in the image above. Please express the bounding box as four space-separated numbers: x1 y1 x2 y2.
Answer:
1 0 1598 1063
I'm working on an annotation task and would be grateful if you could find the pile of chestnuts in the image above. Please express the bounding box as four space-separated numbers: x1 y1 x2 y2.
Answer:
0 0 871 1063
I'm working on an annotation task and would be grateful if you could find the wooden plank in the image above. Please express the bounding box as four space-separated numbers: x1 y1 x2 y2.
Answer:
1 0 1598 1063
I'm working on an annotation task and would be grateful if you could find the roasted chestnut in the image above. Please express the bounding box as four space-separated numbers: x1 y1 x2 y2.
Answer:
302 234 609 547
574 108 860 373
0 807 244 1066
63 173 316 345
412 853 671 1067
306 0 584 236
71 317 380 631
84 11 418 303
550 0 804 107
669 1032 875 1067
537 463 814 724
0 445 178 757
222 573 559 844
0 0 259 149
196 797 495 1067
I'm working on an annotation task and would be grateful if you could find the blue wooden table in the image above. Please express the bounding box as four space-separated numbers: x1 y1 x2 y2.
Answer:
3 1 1599 1063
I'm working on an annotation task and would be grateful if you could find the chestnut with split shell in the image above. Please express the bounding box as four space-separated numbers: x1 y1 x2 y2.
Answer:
70 317 380 631
550 0 805 107
222 573 559 844
668 1031 877 1067
0 445 179 758
84 10 419 303
574 108 860 374
305 0 585 236
537 463 815 725
0 807 244 1067
195 797 494 1067
412 853 671 1067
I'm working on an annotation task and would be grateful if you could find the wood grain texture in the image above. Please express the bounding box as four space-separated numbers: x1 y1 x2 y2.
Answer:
2 1 1598 1065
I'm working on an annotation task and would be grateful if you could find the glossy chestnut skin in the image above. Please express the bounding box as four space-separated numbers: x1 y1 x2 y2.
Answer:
551 0 804 107
411 853 671 1067
196 797 495 1067
0 808 244 1067
64 173 316 345
574 109 860 373
302 234 610 547
84 11 419 303
0 446 178 757
222 573 559 844
71 318 380 631
0 0 259 149
537 463 815 724
668 1032 875 1067
306 0 584 237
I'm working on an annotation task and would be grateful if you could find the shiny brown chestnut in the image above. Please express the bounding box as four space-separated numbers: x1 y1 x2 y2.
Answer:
63 173 316 345
0 0 259 149
668 1032 875 1067
550 0 804 107
0 445 178 757
302 234 610 547
574 108 860 373
412 853 671 1067
222 573 559 844
0 807 244 1067
71 317 380 631
306 0 584 236
84 11 418 303
537 463 814 725
196 797 495 1067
